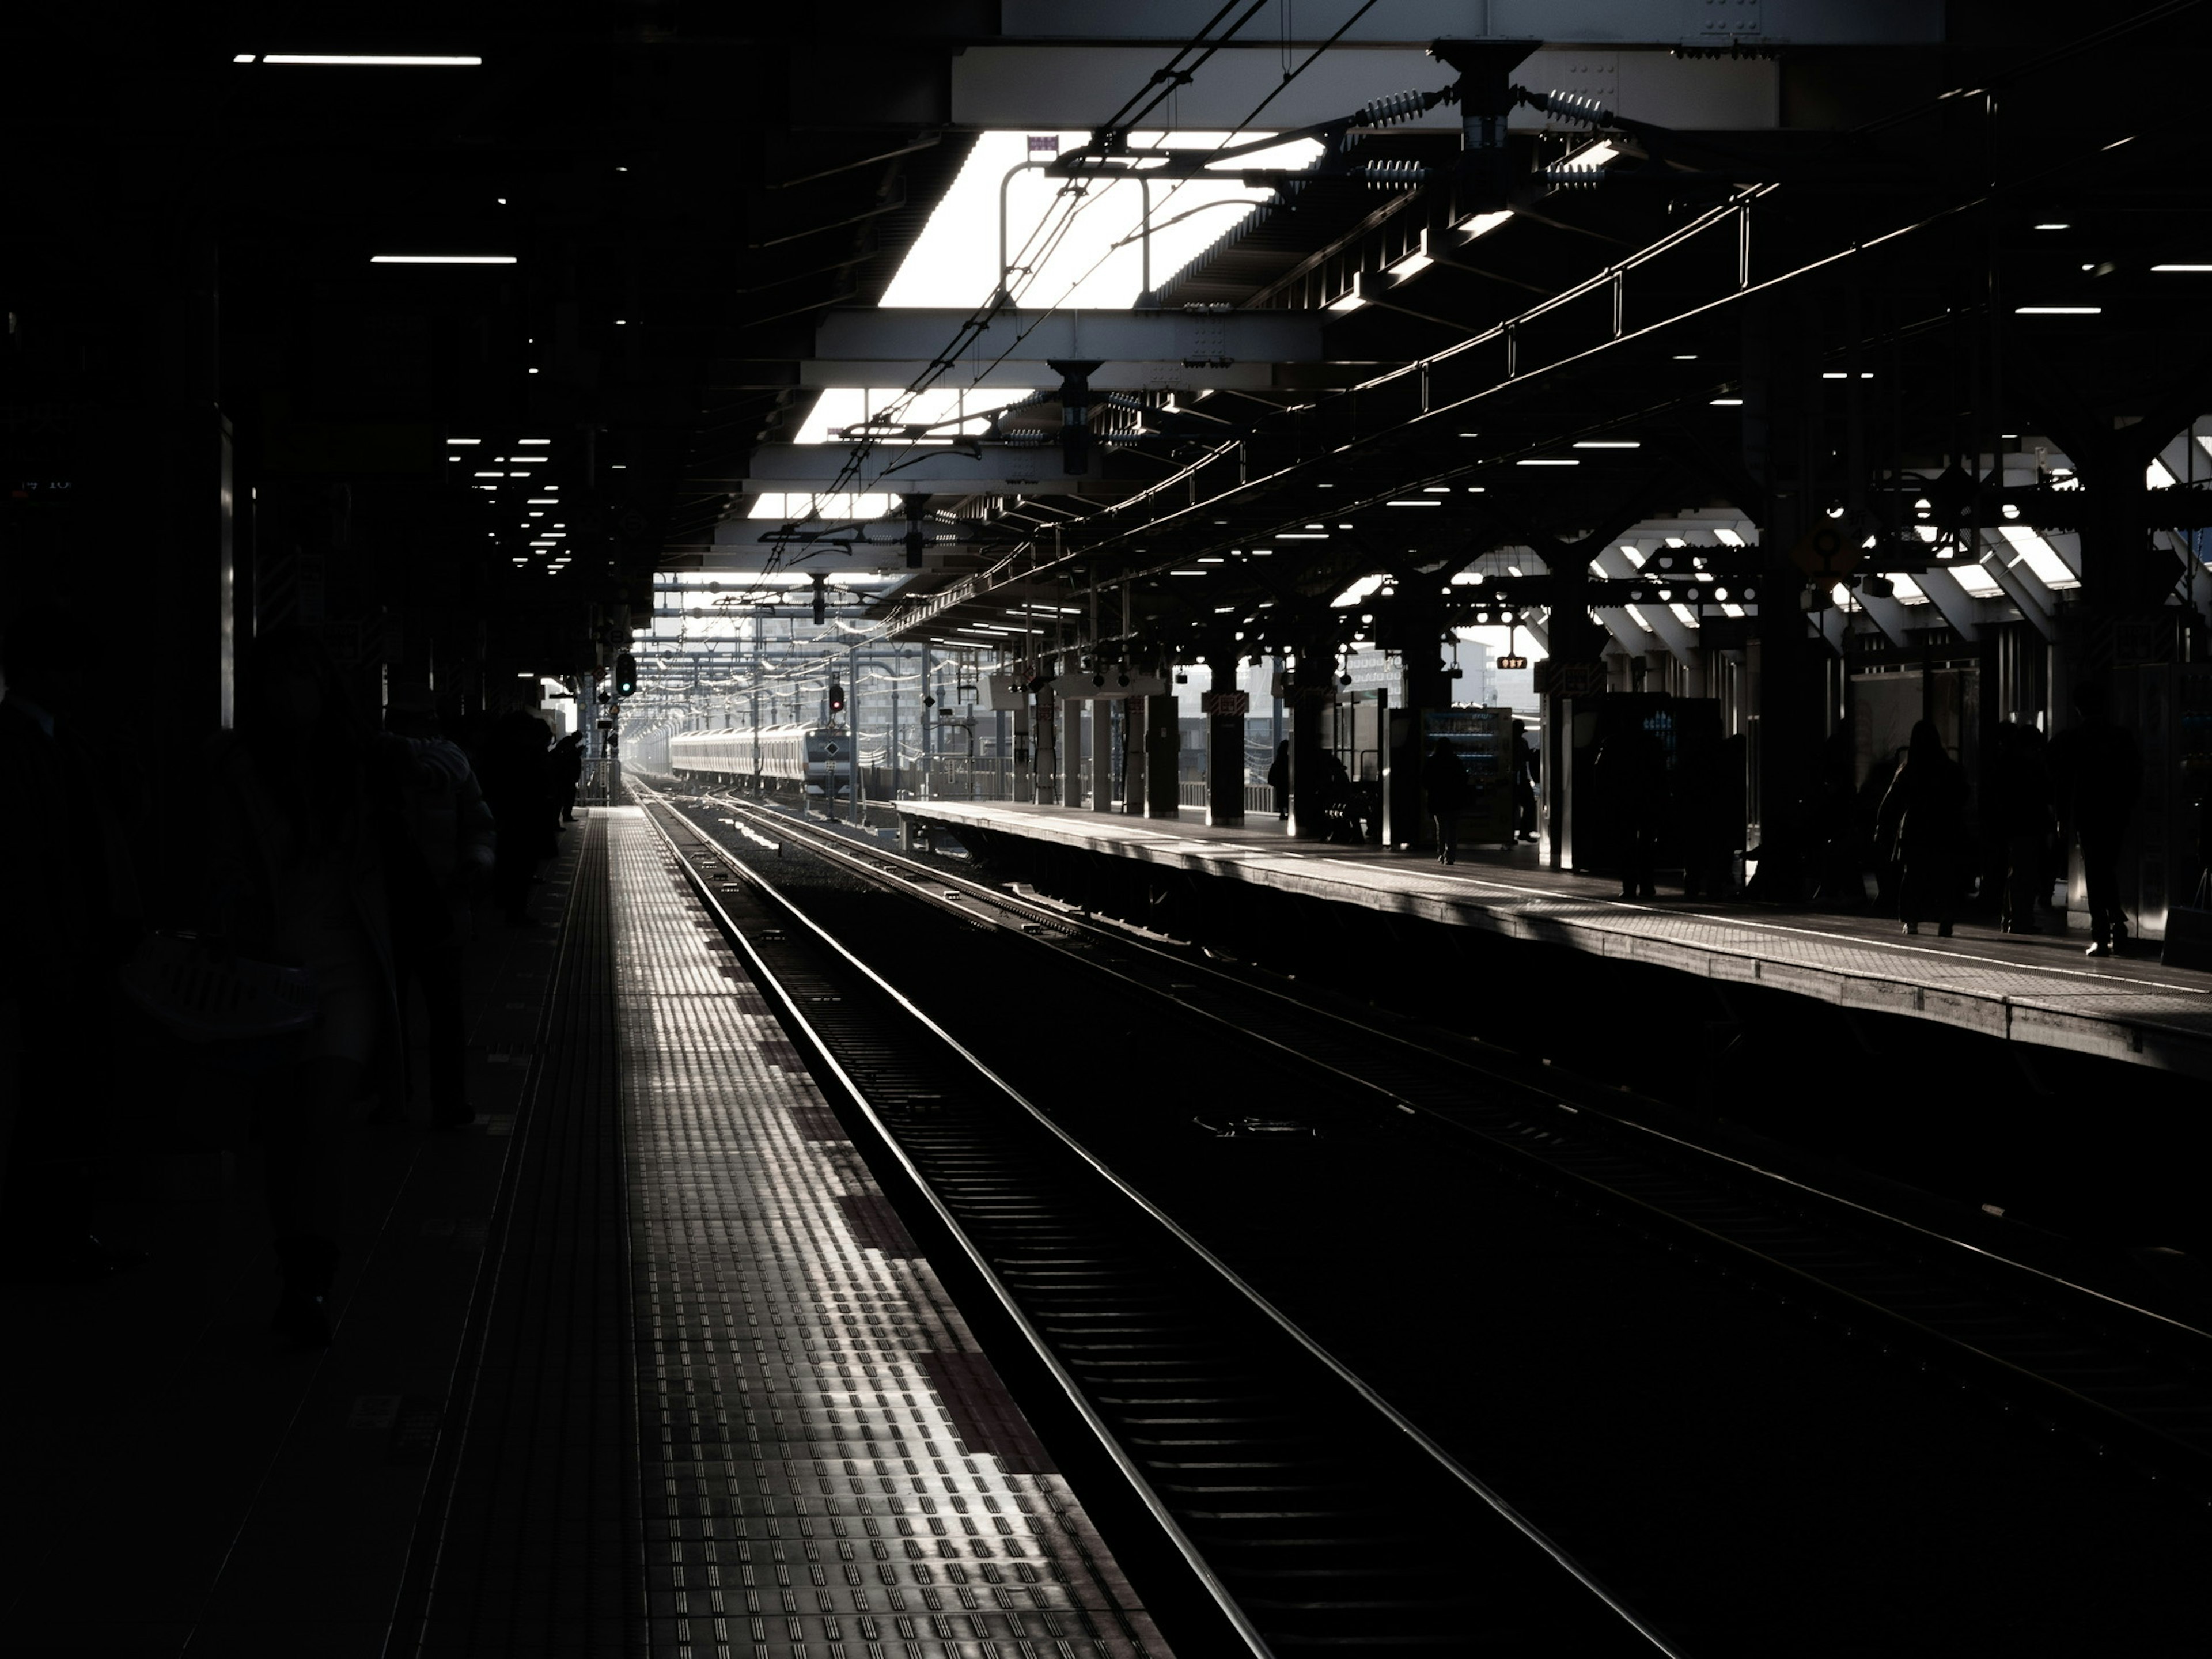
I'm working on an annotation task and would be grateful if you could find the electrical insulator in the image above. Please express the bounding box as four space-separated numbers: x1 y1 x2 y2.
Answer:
1362 158 1430 192
1355 89 1434 128
1538 88 1612 128
1541 166 1608 190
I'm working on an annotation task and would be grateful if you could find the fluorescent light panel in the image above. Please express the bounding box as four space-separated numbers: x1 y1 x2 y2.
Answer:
261 54 483 66
371 255 516 264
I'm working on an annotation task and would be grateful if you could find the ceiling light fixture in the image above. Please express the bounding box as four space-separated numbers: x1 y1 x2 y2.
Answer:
1574 441 1640 448
2015 305 2100 315
262 54 483 66
1386 499 1440 506
372 254 516 264
2152 264 2212 272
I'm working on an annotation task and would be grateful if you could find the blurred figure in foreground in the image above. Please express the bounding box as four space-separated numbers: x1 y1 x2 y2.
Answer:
385 687 497 1128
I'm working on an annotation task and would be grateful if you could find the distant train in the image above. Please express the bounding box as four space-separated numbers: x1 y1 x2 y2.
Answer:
667 722 871 797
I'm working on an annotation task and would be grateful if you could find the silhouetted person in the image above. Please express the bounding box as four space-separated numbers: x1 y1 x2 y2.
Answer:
479 711 558 925
550 730 585 827
1600 725 1669 899
2051 683 2142 957
1992 720 2054 935
385 688 497 1128
1267 740 1290 820
0 619 148 1283
1876 720 1966 937
1510 719 1538 843
206 628 404 1346
1422 738 1468 865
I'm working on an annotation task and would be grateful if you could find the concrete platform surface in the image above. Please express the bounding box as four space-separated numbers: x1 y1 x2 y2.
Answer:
898 799 2212 1079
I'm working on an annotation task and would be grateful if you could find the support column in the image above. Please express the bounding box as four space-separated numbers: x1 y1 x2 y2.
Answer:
1093 700 1117 815
1288 641 1333 841
1033 676 1056 805
1143 694 1180 818
1122 687 1147 815
1745 293 1819 902
1061 689 1082 810
1202 642 1246 827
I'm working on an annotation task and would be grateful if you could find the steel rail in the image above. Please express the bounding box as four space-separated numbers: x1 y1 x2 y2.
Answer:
673 785 2212 1499
638 782 1688 1657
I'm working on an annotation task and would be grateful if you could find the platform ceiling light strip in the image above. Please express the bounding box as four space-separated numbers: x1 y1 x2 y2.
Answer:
2016 305 2100 314
1575 440 1639 448
2153 264 2212 272
372 254 516 264
252 54 483 66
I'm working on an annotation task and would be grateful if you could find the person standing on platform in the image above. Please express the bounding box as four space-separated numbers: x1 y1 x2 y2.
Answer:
550 730 585 828
203 628 407 1347
478 711 558 926
1876 719 1967 938
1600 725 1669 900
2051 682 2142 958
385 688 497 1129
1267 740 1291 821
1510 720 1539 844
1993 720 2054 935
1422 738 1468 865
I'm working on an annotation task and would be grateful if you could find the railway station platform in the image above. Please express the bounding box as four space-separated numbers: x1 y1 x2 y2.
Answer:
0 808 1165 1658
896 800 2212 1082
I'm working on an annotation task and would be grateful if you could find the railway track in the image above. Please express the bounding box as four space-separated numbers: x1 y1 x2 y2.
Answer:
636 782 2212 1654
634 788 1677 1657
666 786 2212 1497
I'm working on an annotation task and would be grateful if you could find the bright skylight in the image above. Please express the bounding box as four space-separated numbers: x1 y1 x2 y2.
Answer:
793 386 1018 446
880 130 1323 313
796 130 1321 445
1997 525 2078 588
746 492 896 520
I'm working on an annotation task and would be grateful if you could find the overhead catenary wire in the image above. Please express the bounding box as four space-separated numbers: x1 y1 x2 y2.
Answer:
754 2 1279 574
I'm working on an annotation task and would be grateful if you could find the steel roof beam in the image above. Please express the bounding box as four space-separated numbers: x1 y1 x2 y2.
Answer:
994 1 1941 48
811 306 1327 366
740 444 1085 494
952 46 1810 132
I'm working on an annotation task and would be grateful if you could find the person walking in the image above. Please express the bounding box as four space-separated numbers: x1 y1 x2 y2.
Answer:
1422 737 1468 865
2051 683 2142 957
202 628 407 1347
1876 720 1967 937
1267 740 1291 821
384 688 497 1129
1510 719 1539 844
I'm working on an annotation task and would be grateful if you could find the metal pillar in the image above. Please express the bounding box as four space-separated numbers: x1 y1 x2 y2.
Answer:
1061 694 1082 810
1143 694 1180 819
1203 647 1245 827
1093 700 1118 815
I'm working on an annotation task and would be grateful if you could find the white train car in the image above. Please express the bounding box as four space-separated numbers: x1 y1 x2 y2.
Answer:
668 722 857 797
